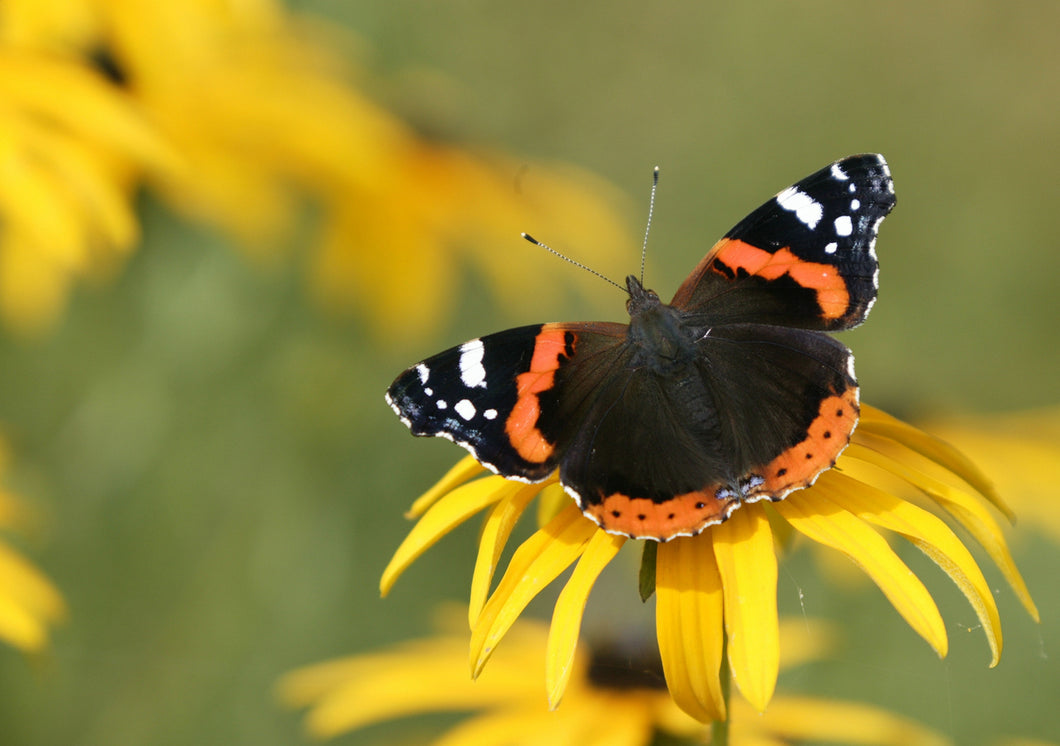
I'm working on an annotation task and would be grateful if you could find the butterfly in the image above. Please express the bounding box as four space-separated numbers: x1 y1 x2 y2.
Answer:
386 154 895 541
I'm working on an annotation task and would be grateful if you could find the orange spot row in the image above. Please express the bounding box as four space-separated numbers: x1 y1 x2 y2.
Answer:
585 489 734 540
757 389 859 494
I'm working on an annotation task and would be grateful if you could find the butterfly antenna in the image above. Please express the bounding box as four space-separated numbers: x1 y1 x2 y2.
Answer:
521 233 627 293
639 166 660 285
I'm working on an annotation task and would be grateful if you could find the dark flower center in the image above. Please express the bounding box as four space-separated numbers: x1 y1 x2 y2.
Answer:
587 642 668 691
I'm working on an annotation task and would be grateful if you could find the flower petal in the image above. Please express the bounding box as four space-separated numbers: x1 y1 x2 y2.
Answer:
750 695 951 746
470 485 539 627
656 533 726 722
712 504 778 713
470 504 596 677
816 470 1003 666
546 530 626 708
774 492 949 659
859 404 1012 520
406 455 487 517
844 438 1039 621
278 633 542 738
381 476 520 596
536 481 572 528
0 542 66 652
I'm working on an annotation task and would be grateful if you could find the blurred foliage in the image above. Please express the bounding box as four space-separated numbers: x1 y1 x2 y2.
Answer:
0 1 1057 745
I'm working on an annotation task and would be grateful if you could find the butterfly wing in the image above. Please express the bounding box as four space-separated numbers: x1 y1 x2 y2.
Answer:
670 154 895 331
559 321 858 540
386 322 628 482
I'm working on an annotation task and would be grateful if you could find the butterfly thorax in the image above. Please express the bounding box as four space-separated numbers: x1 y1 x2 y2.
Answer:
625 275 700 373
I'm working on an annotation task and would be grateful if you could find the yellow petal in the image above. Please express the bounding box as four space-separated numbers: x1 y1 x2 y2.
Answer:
406 455 487 518
776 617 837 669
0 50 179 172
0 235 70 334
817 471 1003 666
844 439 1039 621
656 533 726 722
469 504 596 677
0 132 87 270
546 529 625 708
753 695 951 746
775 492 949 659
380 476 519 596
536 480 572 528
859 404 1011 520
279 635 540 738
470 484 538 626
0 542 66 652
712 504 778 712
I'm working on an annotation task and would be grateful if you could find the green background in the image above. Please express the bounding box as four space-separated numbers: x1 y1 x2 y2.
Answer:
0 1 1057 744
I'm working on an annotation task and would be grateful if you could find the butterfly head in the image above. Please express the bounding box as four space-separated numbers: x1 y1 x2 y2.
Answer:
625 275 660 316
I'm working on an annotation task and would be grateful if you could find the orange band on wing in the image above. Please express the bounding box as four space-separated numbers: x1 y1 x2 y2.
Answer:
504 326 571 464
584 490 735 540
755 388 860 494
714 239 851 320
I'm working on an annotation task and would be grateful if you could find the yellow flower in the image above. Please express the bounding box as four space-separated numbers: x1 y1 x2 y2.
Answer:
0 437 66 651
88 0 632 340
279 611 952 746
0 43 175 334
381 405 1038 721
0 1 630 338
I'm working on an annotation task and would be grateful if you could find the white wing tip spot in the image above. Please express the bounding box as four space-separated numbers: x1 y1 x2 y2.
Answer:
830 163 849 181
454 399 477 421
458 339 488 389
776 186 824 229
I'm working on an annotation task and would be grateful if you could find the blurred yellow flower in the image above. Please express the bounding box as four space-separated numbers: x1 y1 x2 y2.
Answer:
0 0 631 338
918 406 1060 543
381 405 1038 722
0 437 65 651
280 612 951 746
0 45 174 334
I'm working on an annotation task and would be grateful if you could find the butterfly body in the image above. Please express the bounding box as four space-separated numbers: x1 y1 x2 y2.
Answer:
387 154 895 540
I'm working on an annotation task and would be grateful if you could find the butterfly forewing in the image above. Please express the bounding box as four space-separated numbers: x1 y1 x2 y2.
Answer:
671 154 894 331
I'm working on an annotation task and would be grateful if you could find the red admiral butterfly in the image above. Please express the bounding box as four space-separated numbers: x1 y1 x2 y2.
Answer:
387 154 895 541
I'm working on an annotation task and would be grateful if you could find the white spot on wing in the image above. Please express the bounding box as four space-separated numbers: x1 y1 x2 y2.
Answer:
436 399 448 410
776 187 823 229
830 163 849 181
416 364 430 384
454 399 476 421
834 215 853 237
458 339 488 389
424 387 433 396
850 198 861 211
824 242 838 254
484 408 498 420
848 183 857 193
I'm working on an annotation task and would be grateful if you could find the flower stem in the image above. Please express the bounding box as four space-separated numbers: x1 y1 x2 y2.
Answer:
711 640 731 746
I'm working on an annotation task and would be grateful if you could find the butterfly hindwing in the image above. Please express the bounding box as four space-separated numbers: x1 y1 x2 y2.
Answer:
560 322 858 539
671 154 895 330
